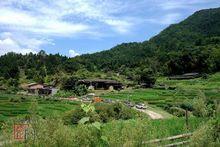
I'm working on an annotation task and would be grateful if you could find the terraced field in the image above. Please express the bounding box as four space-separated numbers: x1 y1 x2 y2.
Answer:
101 73 220 107
0 93 78 123
0 73 219 127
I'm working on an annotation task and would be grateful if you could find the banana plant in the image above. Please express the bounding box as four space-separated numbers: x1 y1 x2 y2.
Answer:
78 103 109 146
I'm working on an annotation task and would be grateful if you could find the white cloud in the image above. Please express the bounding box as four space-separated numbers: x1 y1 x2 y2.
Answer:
146 13 181 25
0 7 90 37
0 0 137 55
0 32 52 55
0 0 134 36
0 37 37 56
104 19 133 34
69 49 80 57
158 0 218 10
160 13 181 25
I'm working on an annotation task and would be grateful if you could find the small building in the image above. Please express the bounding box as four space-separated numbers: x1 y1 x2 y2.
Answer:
168 73 200 80
27 83 57 96
78 79 123 90
27 83 44 94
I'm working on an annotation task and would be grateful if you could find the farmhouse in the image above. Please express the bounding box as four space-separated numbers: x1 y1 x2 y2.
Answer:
78 79 123 90
27 83 57 95
168 73 200 80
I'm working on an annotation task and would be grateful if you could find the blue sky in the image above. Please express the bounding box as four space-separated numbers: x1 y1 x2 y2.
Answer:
0 0 220 57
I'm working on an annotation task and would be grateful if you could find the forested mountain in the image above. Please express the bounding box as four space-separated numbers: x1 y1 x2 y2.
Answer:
0 7 220 85
75 7 220 75
151 7 220 48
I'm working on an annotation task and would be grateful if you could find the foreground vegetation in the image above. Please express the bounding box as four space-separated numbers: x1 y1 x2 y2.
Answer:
1 99 217 147
0 72 219 146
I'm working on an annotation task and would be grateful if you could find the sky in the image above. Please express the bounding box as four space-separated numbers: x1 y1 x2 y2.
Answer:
0 0 220 57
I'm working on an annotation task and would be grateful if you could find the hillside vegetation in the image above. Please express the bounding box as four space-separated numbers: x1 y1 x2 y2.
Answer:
0 7 220 87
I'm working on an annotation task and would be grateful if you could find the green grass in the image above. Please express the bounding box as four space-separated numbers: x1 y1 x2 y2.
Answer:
0 92 79 122
157 72 220 90
100 72 220 107
147 105 173 118
102 117 206 142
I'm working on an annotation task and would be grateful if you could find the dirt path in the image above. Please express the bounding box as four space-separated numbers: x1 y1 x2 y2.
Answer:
135 108 164 119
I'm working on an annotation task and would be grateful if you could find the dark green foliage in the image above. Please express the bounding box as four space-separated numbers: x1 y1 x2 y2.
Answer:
64 103 140 124
7 78 19 87
9 96 26 103
61 76 79 90
0 53 19 79
137 68 156 87
61 76 88 96
168 107 186 117
0 52 67 83
180 100 194 111
74 84 88 96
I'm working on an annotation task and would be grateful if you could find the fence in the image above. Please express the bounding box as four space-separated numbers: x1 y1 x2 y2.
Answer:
143 132 193 146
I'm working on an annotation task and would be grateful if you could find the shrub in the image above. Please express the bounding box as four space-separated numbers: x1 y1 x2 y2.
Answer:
201 73 209 79
9 97 21 103
20 96 26 102
54 90 75 98
64 103 140 125
180 99 193 111
190 118 220 146
88 112 101 123
71 108 87 124
168 107 186 117
61 76 88 96
193 96 208 117
95 104 115 122
74 84 88 96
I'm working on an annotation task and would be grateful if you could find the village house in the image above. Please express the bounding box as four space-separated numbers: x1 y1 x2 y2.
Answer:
78 79 123 90
168 73 200 80
26 83 57 96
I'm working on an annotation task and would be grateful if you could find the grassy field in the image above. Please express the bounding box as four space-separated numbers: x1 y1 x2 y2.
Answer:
0 93 79 123
100 72 220 107
103 117 205 139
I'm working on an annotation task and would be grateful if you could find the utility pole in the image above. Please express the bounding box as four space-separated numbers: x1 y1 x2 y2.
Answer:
185 109 189 130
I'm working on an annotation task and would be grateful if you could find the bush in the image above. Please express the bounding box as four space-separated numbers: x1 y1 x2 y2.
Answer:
168 107 186 117
64 103 140 125
9 97 21 103
71 108 87 124
180 99 193 111
7 78 19 87
193 96 208 117
95 104 115 122
190 118 220 146
54 90 75 98
201 73 209 79
61 76 88 96
74 84 88 96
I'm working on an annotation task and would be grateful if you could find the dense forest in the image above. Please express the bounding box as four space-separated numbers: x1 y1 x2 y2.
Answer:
0 7 220 87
